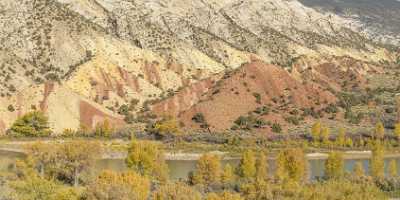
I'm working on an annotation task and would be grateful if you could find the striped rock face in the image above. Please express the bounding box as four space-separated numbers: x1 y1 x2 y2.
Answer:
0 0 398 133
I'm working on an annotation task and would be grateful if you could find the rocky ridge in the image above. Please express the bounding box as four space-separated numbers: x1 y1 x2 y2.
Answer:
0 0 398 134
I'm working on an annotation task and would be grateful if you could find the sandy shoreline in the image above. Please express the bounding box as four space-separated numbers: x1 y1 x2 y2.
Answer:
1 140 400 161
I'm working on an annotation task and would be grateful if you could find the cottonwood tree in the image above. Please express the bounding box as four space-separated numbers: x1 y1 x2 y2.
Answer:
394 123 400 141
370 143 385 178
374 122 385 140
87 170 150 200
26 142 57 177
24 140 101 187
255 152 268 181
321 127 330 145
126 138 169 182
192 153 221 186
311 121 321 142
152 182 201 200
276 148 306 183
221 164 235 186
324 152 344 179
353 161 365 177
336 128 346 147
56 140 102 187
388 160 398 177
206 191 244 200
237 150 257 179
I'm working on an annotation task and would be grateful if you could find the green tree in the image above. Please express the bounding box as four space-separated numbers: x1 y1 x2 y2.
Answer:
324 152 344 179
153 182 201 200
311 121 322 142
87 170 150 200
353 161 365 177
370 143 385 178
276 148 306 183
192 153 221 186
126 138 169 182
10 111 51 137
237 150 257 179
388 160 398 177
374 122 385 140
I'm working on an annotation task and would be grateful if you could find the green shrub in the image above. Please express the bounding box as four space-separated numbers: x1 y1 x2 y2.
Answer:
9 111 51 137
271 123 282 133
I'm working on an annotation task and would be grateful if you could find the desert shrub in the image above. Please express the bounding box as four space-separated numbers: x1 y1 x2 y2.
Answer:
253 106 269 115
271 123 282 133
148 117 182 138
192 113 206 124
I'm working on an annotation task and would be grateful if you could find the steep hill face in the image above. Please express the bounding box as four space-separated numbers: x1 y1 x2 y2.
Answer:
153 56 385 132
156 59 338 131
0 0 398 134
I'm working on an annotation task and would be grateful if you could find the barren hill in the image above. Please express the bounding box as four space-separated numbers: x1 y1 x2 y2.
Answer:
0 0 399 134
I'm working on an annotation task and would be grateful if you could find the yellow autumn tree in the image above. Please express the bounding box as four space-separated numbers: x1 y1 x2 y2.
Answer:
394 123 400 141
94 119 113 137
311 121 322 142
206 191 244 200
353 161 365 177
221 164 235 185
26 142 57 178
125 138 169 182
388 160 398 177
276 148 306 183
336 128 346 147
56 140 102 186
370 143 385 178
237 150 257 179
324 152 344 179
87 170 150 200
321 127 330 145
374 122 385 140
192 153 221 186
152 182 201 200
151 117 182 138
255 152 268 181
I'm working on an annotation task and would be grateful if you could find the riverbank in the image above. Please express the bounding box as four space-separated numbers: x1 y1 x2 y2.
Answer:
2 139 400 161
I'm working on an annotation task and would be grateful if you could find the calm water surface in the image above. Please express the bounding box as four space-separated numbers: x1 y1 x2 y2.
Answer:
2 150 400 180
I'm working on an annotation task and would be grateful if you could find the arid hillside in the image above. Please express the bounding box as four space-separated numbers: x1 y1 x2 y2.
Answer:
0 0 399 134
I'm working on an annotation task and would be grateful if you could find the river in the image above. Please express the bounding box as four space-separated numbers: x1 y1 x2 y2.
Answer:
1 150 400 180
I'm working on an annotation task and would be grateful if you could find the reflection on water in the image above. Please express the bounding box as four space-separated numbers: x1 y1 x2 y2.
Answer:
309 158 400 180
95 157 400 180
0 150 25 172
1 150 400 180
